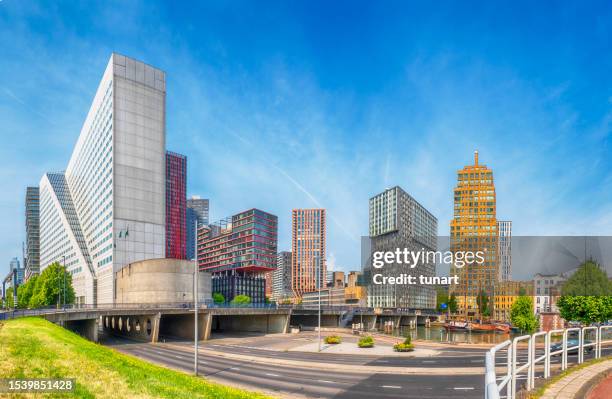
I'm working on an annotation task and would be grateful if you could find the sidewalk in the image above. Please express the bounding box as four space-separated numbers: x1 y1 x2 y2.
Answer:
540 359 612 399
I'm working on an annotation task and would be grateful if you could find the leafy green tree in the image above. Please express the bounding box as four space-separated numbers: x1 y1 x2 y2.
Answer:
477 290 489 317
4 287 15 308
561 260 611 296
212 292 225 304
448 293 458 314
230 294 251 305
17 275 38 309
29 262 75 308
510 296 539 333
557 295 612 325
518 286 527 297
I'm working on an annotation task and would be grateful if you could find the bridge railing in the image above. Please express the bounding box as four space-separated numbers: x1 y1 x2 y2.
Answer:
485 325 612 399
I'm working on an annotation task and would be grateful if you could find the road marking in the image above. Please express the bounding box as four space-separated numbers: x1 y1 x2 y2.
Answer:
317 380 334 384
265 373 280 377
375 360 389 363
470 360 484 363
176 355 182 359
454 387 474 390
422 360 436 363
230 367 240 371
381 385 402 389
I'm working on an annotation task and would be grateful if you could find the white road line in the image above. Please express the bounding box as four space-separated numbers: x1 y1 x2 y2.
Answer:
375 360 389 363
230 367 240 371
454 387 475 390
317 380 334 384
422 360 436 363
382 385 402 389
265 373 280 377
470 360 484 363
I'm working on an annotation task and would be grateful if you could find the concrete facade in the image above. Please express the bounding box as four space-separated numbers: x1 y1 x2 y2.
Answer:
39 53 167 305
114 258 212 304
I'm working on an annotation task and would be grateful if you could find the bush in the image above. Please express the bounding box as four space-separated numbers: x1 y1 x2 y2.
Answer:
357 335 374 348
212 292 225 304
230 294 251 306
324 335 341 344
393 335 415 351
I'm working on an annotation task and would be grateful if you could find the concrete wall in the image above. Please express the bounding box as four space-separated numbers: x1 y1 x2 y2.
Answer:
159 313 212 340
101 313 161 342
290 314 339 329
64 318 99 342
114 258 211 304
213 314 289 335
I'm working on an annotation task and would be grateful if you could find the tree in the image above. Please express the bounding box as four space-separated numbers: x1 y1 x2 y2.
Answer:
29 262 75 308
477 290 489 317
510 296 539 333
4 287 14 308
556 260 612 325
561 260 611 296
212 292 225 304
557 295 612 325
230 295 251 306
17 275 38 309
448 293 458 314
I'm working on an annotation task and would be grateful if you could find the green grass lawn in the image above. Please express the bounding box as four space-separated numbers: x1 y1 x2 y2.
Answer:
0 317 271 399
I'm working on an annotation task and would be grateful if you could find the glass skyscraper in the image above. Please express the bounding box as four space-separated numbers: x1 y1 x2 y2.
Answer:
450 151 498 318
186 196 209 260
25 186 40 281
365 186 438 309
291 209 326 298
165 151 187 260
39 54 166 304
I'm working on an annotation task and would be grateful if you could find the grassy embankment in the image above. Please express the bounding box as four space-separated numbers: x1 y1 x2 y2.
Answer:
0 317 270 399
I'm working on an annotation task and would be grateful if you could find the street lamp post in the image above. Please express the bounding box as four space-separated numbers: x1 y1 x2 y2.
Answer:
318 261 322 352
193 220 199 376
63 255 66 308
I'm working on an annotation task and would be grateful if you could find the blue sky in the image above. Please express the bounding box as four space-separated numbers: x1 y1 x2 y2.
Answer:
1 1 611 277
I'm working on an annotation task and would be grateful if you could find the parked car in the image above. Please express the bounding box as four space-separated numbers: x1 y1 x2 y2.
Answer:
550 338 593 355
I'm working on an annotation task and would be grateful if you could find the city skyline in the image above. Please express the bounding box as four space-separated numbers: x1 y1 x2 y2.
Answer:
2 1 612 276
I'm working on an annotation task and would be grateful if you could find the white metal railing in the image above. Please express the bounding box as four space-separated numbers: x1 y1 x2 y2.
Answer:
512 335 532 398
485 325 611 399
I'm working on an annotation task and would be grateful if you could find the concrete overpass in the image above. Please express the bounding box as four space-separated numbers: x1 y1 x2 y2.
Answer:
1 304 440 343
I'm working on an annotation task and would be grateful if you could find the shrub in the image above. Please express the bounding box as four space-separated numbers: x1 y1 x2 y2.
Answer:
230 295 251 306
212 292 225 304
393 342 415 352
324 335 341 344
358 335 374 348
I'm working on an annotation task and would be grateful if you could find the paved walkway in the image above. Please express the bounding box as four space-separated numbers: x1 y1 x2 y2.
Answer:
540 359 612 399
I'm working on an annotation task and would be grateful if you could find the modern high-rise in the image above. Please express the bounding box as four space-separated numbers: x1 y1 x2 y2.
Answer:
498 220 512 282
272 251 292 301
450 151 498 318
25 186 40 280
197 209 278 303
365 186 438 309
291 209 326 298
165 151 187 259
186 196 209 260
39 54 166 304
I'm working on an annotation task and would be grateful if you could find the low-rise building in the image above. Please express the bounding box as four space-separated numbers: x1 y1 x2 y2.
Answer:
114 258 211 304
533 273 566 314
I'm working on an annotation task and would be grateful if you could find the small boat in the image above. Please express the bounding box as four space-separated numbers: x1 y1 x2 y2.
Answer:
469 322 497 333
444 321 471 331
494 324 510 334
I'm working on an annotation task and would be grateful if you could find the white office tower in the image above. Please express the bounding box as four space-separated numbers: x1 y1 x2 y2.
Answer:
39 54 166 305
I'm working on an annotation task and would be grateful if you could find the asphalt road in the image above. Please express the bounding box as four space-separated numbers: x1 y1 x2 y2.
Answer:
103 335 484 398
101 334 611 399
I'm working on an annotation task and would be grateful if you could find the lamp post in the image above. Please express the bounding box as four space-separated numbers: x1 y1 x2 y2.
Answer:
193 220 199 376
318 260 322 352
63 255 66 308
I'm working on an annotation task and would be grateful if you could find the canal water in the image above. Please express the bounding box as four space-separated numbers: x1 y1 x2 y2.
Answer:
383 325 521 344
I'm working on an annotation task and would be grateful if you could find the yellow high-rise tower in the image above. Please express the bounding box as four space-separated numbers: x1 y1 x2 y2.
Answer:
450 151 498 319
